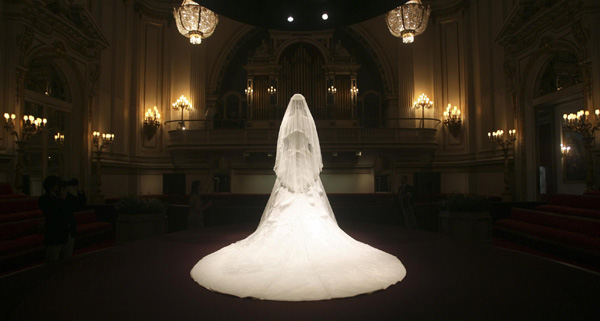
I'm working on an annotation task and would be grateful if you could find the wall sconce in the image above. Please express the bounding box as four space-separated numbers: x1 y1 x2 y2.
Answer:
488 129 517 201
328 85 337 94
560 144 571 158
563 109 600 190
443 103 461 136
4 112 46 192
172 95 192 130
92 131 115 152
488 129 516 149
143 106 162 139
4 113 47 141
268 85 276 95
413 93 433 128
91 131 115 204
245 79 254 105
54 132 65 145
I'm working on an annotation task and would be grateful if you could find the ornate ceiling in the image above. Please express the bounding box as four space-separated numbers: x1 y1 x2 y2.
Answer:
178 0 405 31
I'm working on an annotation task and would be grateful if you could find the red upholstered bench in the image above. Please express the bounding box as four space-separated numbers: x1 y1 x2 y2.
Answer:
494 208 600 256
0 198 39 215
535 204 600 220
494 219 600 254
0 210 44 224
508 208 600 236
73 210 114 249
548 194 600 210
0 219 44 257
0 183 27 200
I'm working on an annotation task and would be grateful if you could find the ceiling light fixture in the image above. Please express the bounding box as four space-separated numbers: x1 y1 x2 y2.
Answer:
173 0 218 45
287 16 294 22
322 13 328 20
386 0 430 44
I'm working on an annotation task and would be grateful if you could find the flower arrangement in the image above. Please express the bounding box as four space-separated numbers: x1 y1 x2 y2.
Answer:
115 196 166 214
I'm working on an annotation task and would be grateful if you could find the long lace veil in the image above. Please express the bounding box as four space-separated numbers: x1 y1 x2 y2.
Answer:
274 94 323 193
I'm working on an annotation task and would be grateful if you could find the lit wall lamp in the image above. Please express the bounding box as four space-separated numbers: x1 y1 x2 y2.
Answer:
350 81 359 105
560 144 571 158
562 108 600 190
172 95 192 130
245 79 254 105
268 85 276 95
54 132 65 145
443 104 461 136
4 112 46 192
328 85 337 94
143 106 162 139
488 129 517 201
92 130 115 204
413 93 433 128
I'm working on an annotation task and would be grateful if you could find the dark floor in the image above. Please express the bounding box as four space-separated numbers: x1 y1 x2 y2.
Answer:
2 222 600 321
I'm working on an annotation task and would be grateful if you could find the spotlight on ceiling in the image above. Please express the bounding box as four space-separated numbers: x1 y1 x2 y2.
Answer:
287 16 294 22
322 13 328 20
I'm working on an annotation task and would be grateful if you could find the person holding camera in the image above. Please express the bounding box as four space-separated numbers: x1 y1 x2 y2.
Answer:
39 175 78 261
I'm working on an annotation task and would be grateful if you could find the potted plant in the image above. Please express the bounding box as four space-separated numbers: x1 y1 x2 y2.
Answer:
438 194 492 243
115 196 167 242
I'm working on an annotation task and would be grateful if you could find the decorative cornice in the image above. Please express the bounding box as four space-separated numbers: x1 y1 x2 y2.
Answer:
496 0 585 53
133 0 173 24
16 1 109 60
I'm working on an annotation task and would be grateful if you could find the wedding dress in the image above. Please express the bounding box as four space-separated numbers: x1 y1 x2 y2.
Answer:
190 94 406 301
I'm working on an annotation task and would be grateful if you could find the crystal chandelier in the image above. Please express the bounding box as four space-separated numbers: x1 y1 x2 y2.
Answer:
173 0 218 45
386 0 431 44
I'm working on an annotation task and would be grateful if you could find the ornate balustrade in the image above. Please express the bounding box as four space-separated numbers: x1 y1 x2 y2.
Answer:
167 127 438 151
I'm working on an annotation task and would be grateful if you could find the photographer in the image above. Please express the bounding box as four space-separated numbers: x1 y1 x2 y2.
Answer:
39 175 78 262
63 178 87 212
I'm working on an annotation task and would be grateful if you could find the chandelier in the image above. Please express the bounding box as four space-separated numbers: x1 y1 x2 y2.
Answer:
386 0 431 44
173 0 218 45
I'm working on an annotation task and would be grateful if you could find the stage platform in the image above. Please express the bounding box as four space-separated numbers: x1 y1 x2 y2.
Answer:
3 222 600 321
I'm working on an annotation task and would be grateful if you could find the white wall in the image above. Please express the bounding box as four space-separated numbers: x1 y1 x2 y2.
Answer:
321 173 373 193
441 172 468 194
231 174 277 194
103 174 130 198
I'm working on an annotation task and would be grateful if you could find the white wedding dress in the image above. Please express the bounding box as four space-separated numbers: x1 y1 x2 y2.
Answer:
190 94 406 301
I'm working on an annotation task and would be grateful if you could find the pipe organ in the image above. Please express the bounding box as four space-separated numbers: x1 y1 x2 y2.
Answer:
243 31 360 126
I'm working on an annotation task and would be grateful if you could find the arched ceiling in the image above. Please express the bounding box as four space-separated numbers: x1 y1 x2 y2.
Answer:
182 0 405 31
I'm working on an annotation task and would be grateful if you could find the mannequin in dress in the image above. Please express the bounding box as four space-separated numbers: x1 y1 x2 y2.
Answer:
190 94 406 301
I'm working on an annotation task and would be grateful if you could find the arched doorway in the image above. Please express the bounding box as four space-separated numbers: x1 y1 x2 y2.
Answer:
532 51 584 200
22 56 74 195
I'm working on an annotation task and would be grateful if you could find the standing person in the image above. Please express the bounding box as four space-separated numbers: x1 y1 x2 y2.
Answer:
397 175 418 228
64 178 87 212
38 175 77 261
397 175 415 204
188 180 207 229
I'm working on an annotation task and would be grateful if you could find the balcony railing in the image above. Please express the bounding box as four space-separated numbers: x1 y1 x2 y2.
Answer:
166 118 439 151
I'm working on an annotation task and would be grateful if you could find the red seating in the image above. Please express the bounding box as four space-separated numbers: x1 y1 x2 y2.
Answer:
508 208 600 237
494 196 600 268
0 197 114 273
0 220 44 256
535 205 600 220
0 182 27 200
547 194 600 210
495 219 600 253
0 198 39 215
0 210 44 223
